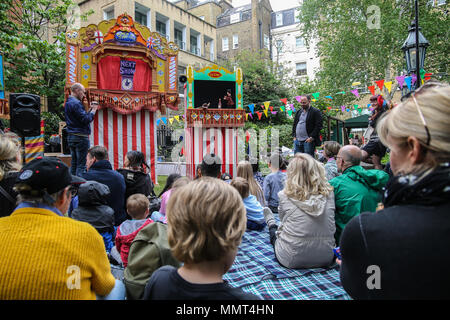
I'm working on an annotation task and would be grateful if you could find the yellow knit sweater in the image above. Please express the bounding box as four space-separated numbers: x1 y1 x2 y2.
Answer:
0 207 116 300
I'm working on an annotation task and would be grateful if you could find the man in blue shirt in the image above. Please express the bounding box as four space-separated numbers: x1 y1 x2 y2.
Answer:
64 83 98 177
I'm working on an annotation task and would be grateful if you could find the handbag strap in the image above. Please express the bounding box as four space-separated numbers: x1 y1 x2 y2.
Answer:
0 185 16 205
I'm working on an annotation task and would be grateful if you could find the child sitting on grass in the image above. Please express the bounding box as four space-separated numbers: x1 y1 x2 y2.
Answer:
231 177 267 231
143 177 259 300
114 194 153 267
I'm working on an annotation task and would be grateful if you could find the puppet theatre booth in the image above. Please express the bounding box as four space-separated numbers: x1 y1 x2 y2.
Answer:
65 13 180 182
184 65 245 178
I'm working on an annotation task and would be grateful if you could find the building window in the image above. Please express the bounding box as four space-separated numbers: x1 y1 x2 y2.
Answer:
190 35 200 55
295 9 300 23
156 20 167 38
230 13 240 24
233 35 238 49
296 36 304 48
296 62 307 76
275 13 283 27
222 37 229 51
174 28 185 50
135 3 150 27
264 34 269 49
275 39 283 53
103 6 114 20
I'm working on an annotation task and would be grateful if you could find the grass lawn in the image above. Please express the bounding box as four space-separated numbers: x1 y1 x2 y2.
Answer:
154 175 168 196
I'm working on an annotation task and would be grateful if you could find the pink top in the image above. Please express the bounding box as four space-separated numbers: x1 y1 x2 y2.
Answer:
159 189 173 215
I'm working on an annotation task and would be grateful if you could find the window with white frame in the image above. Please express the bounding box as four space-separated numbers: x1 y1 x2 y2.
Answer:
275 13 283 26
296 36 304 48
233 35 238 49
296 62 307 76
230 13 240 24
222 37 229 51
264 34 269 49
103 6 114 20
135 3 150 28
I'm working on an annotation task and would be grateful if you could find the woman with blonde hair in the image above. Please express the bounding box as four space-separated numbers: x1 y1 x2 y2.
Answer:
236 160 265 206
0 136 22 217
339 83 450 299
263 153 336 269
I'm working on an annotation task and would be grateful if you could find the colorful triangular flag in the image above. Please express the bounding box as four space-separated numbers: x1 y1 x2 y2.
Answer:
384 81 392 93
405 76 412 90
351 89 359 98
368 85 376 96
280 98 288 105
396 75 406 88
295 96 302 103
312 92 320 100
375 80 384 92
263 101 270 110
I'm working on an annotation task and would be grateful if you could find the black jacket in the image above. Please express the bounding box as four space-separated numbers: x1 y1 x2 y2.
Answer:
339 165 450 300
81 160 126 226
116 168 155 200
0 172 19 218
292 106 323 147
71 180 115 234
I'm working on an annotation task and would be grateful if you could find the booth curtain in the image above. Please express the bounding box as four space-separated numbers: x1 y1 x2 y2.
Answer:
97 55 152 92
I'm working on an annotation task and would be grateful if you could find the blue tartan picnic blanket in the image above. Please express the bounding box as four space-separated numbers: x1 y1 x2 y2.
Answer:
223 223 351 300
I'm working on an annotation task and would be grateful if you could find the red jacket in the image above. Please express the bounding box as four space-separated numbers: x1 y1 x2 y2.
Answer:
115 219 153 267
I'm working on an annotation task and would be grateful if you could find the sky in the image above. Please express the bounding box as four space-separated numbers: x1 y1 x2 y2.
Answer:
232 0 302 11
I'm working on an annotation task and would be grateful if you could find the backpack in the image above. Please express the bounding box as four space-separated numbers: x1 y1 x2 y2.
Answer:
123 222 180 300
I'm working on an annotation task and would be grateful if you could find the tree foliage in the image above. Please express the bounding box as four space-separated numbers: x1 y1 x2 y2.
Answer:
297 0 449 103
0 0 92 117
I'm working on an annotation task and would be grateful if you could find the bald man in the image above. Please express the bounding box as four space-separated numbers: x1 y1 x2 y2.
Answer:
330 145 389 244
64 83 98 177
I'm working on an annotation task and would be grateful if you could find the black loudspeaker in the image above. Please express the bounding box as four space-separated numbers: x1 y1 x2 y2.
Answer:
61 126 70 155
9 93 41 137
179 75 187 83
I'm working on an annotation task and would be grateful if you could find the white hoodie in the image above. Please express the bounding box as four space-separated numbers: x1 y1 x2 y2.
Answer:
274 191 336 269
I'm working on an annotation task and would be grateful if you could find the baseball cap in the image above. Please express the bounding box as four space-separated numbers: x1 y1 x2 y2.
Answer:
15 157 85 195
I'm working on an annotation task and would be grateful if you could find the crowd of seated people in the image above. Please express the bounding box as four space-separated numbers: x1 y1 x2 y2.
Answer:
0 82 448 300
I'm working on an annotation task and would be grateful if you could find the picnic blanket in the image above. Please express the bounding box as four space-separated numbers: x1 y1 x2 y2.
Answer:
223 221 351 300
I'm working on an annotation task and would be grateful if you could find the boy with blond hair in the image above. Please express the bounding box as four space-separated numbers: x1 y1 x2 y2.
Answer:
143 177 259 300
114 194 153 267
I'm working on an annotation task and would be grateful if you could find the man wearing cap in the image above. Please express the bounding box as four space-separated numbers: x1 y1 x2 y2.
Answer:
0 157 123 300
65 83 98 177
361 95 388 170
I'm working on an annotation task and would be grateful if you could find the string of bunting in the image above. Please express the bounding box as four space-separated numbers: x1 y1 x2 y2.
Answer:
156 70 433 125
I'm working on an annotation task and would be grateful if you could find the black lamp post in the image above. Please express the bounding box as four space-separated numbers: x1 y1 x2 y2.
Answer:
401 0 430 91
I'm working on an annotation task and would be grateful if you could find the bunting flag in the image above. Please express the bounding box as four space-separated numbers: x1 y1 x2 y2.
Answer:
368 85 376 96
174 115 180 122
351 82 361 86
280 105 285 112
341 106 346 112
161 117 167 125
169 118 174 125
384 81 393 93
336 91 346 95
263 101 270 110
396 75 406 89
248 113 253 119
287 110 293 117
375 80 385 91
263 108 268 118
351 89 359 98
312 92 320 100
280 98 288 105
256 111 262 120
245 113 249 121
325 96 333 100
405 76 412 90
269 106 273 112
248 104 255 114
411 74 417 85
295 96 302 103
271 111 277 115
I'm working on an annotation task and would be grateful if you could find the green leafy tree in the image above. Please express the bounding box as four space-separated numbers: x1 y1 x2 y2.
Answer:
297 0 449 104
0 0 92 118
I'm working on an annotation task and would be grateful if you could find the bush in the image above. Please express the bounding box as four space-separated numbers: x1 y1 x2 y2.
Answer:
41 112 62 142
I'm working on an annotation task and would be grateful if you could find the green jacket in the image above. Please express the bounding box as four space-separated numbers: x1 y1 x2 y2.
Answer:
330 165 389 244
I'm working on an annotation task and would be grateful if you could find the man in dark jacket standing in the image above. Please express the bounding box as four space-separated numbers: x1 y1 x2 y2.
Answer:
82 146 127 226
65 83 98 177
292 95 322 157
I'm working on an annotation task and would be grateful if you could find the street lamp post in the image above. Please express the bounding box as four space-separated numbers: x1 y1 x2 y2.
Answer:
401 0 430 92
